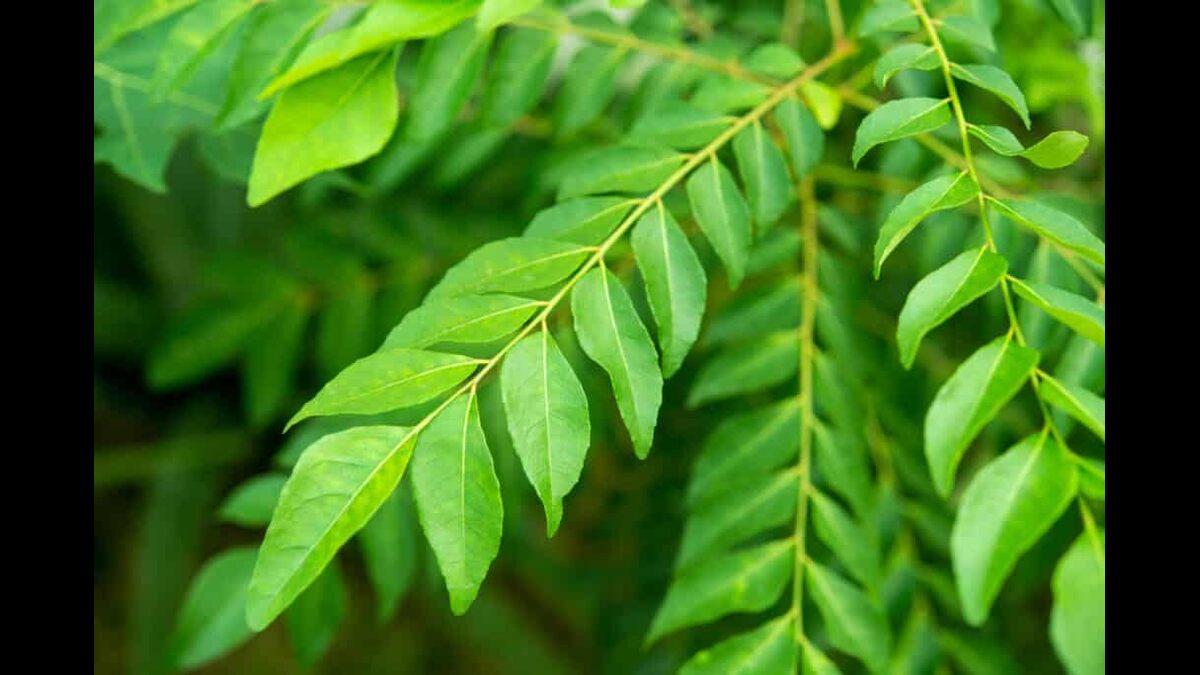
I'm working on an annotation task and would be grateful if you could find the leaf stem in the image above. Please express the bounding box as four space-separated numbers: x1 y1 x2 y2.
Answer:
792 177 820 644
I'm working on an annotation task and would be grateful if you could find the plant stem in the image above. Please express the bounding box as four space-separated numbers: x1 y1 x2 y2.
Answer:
792 177 820 644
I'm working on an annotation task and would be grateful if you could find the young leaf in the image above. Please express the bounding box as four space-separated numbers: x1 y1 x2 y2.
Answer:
628 101 731 150
358 487 417 623
858 1 918 36
969 125 1088 169
897 247 1007 368
412 394 503 615
1037 375 1105 442
806 561 891 673
477 0 540 32
677 470 796 569
938 15 996 51
571 268 663 458
218 474 287 527
165 547 258 670
688 332 799 407
246 426 417 630
774 97 824 180
678 615 797 674
874 44 939 89
427 237 592 299
247 49 400 206
733 121 793 232
480 27 557 127
852 98 952 166
632 205 708 377
951 434 1078 625
687 158 753 288
406 22 492 140
1051 530 1105 675
811 491 882 592
647 539 794 645
557 146 685 199
950 64 1030 129
500 331 591 537
1009 278 1105 347
383 294 543 350
874 172 980 277
286 563 345 667
524 197 636 246
687 399 802 506
990 199 1105 265
925 337 1040 497
287 349 480 428
553 44 627 138
799 80 843 130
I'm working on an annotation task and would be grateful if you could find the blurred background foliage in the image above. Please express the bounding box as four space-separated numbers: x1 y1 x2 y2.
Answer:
94 0 1103 673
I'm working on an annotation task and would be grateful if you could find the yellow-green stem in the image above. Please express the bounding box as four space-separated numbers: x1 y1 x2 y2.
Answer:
793 177 820 643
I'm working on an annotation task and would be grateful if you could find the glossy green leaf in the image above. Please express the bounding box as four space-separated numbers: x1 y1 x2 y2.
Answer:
647 539 793 645
218 474 286 527
478 0 540 32
688 332 798 407
358 487 417 623
412 394 503 615
553 44 627 137
874 172 980 278
811 491 882 592
406 22 491 140
852 97 952 166
969 125 1088 169
939 15 996 51
677 470 796 569
165 547 258 670
897 247 1007 368
990 199 1105 266
480 27 556 127
286 563 345 667
679 615 797 674
1051 530 1105 675
1009 277 1104 347
287 348 480 429
858 1 918 36
571 268 663 458
632 205 708 377
247 49 400 206
243 301 307 426
383 294 542 350
628 101 731 150
1037 375 1105 442
524 197 636 246
733 121 793 231
246 425 416 630
428 237 592 299
558 145 685 199
152 0 255 96
806 561 891 673
951 434 1078 624
687 158 753 288
687 399 802 506
925 337 1040 497
774 97 824 180
501 331 591 537
950 64 1030 128
874 44 939 89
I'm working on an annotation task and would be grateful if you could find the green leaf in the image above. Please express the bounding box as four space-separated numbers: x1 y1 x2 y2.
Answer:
480 27 556 127
247 49 400 206
799 80 843 130
478 0 541 32
897 247 1007 368
165 547 258 670
874 44 939 89
811 491 882 592
858 1 918 36
1037 375 1105 442
428 237 592 299
148 301 278 390
813 423 874 519
1049 0 1093 37
314 282 374 381
679 615 797 674
246 425 416 630
874 172 980 278
152 0 255 96
1009 278 1104 347
744 42 805 79
950 64 1030 129
704 278 802 345
687 158 753 288
558 145 685 199
802 643 845 675
990 199 1105 266
806 561 891 673
733 121 793 232
969 125 1088 169
692 75 772 114
358 485 418 623
774 98 824 180
687 399 802 506
383 294 543 350
688 332 799 407
951 434 1078 624
1077 459 1105 500
501 331 591 537
412 394 503 615
939 15 996 52
553 44 628 137
406 22 492 140
647 540 794 645
263 0 480 95
287 348 480 429
524 197 636 246
218 474 286 527
677 470 796 569
925 337 1040 497
286 563 345 667
632 205 708 377
243 301 307 427
852 97 951 166
628 101 731 150
1051 530 1105 675
571 268 663 458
